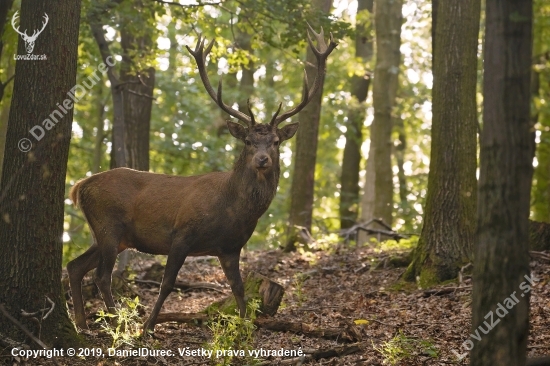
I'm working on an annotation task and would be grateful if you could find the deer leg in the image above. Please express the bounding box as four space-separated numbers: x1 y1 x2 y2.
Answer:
219 253 246 317
67 244 101 329
93 237 120 315
143 245 189 333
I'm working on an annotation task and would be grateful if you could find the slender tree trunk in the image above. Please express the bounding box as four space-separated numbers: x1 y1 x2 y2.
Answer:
394 117 407 205
115 4 156 272
0 0 82 347
470 1 533 364
91 85 106 174
359 0 403 243
284 0 332 252
339 0 373 229
403 0 480 285
119 28 154 172
236 31 254 117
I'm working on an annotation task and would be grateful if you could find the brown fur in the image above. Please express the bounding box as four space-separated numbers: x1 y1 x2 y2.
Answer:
66 121 299 332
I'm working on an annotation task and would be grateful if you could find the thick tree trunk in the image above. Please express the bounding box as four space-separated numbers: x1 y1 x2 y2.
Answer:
358 0 403 243
284 0 332 252
339 0 373 230
403 0 480 285
0 0 82 347
470 1 533 364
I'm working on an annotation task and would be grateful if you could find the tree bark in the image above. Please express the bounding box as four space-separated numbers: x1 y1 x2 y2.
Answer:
284 0 332 252
0 0 82 347
470 0 533 364
403 0 480 285
339 0 373 229
358 0 403 243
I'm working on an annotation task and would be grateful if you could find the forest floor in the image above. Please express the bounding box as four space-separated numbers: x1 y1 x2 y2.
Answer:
29 243 550 365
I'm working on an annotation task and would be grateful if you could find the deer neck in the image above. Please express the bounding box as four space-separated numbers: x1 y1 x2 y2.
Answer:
226 153 280 217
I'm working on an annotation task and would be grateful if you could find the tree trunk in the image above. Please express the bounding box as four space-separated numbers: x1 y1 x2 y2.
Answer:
91 85 106 174
470 1 533 364
119 24 154 172
403 0 480 286
358 0 403 243
115 4 156 273
0 0 82 347
284 0 332 252
339 0 373 230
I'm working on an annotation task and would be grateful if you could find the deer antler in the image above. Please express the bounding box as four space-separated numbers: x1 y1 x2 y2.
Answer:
186 35 255 128
269 23 337 127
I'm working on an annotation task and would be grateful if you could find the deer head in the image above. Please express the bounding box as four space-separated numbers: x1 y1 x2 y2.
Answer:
186 24 337 176
12 11 49 54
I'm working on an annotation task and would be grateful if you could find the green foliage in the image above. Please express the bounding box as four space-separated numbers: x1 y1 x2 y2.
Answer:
374 331 439 365
95 297 143 348
207 299 260 366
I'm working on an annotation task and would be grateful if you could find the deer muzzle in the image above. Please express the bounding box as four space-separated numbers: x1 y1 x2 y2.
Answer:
255 154 272 171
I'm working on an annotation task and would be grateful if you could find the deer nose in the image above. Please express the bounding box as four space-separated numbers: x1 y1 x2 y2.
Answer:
257 155 270 168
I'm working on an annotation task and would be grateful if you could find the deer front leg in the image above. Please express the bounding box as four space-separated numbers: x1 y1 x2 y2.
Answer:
219 253 246 317
143 245 189 334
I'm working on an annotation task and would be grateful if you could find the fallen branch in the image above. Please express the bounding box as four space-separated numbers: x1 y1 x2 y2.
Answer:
153 313 361 342
0 303 48 349
155 312 208 325
254 318 361 342
340 218 408 244
421 286 472 298
132 278 226 293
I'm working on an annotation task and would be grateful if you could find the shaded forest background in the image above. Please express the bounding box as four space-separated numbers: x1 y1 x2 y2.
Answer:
0 0 547 260
0 0 549 365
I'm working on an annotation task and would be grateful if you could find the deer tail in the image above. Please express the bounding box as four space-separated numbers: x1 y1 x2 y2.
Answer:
69 179 85 207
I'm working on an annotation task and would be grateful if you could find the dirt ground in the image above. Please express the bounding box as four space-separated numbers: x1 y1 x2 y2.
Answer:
9 244 550 365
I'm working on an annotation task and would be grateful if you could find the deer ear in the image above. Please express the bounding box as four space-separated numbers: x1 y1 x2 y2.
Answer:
227 120 247 141
278 122 299 142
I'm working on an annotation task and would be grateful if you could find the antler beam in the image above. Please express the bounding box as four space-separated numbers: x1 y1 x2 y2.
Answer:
269 24 338 127
186 36 255 128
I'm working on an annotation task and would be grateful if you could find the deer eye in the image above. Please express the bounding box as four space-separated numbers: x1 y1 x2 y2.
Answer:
273 140 279 147
245 140 252 146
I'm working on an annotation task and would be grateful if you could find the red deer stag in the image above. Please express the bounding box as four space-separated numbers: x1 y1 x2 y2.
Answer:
67 25 337 333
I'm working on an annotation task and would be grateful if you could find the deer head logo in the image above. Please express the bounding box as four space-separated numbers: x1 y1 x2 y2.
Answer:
12 11 49 54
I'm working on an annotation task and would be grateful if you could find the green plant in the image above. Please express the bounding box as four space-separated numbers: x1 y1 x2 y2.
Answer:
292 273 307 307
95 296 143 348
374 331 438 365
207 299 260 366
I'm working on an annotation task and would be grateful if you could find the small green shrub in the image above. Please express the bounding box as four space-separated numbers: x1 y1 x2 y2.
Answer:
95 296 143 348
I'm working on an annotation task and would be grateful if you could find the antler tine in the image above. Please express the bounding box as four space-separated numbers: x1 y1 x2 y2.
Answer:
271 25 337 126
247 99 257 126
186 35 253 127
269 103 283 126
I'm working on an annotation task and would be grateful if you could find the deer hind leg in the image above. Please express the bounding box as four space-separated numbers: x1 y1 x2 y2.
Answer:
219 253 246 317
93 228 124 316
67 244 101 329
